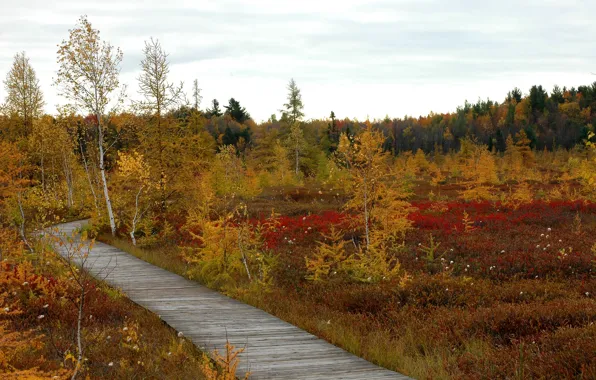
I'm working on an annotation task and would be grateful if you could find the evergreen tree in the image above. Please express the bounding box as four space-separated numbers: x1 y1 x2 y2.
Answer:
529 85 548 112
327 111 339 153
551 85 564 104
507 87 522 103
206 99 222 118
495 129 506 152
281 78 304 125
224 98 250 123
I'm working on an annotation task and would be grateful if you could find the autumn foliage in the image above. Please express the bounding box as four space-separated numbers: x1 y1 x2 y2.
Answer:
1 14 596 379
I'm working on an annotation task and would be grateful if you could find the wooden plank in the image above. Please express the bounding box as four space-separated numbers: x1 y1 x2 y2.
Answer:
54 221 411 380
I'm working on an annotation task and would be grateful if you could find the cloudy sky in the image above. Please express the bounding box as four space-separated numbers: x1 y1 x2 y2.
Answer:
1 0 595 122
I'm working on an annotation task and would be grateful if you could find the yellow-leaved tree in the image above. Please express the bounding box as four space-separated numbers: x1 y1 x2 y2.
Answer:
305 226 349 282
181 203 274 290
0 141 32 251
55 15 125 236
458 138 499 201
115 150 152 246
504 134 523 180
335 122 412 282
271 140 295 185
578 131 596 199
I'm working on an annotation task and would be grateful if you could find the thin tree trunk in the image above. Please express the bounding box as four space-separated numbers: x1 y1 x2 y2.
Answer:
79 139 100 216
363 173 370 250
295 147 299 175
130 185 143 246
157 110 167 216
71 287 85 380
63 152 74 208
17 191 33 252
238 228 252 282
40 149 45 191
97 116 116 236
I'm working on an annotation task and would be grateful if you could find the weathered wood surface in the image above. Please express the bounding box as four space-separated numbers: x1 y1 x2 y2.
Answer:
54 220 411 380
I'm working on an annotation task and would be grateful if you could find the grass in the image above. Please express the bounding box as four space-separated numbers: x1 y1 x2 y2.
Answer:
94 181 596 379
98 231 460 378
102 234 189 278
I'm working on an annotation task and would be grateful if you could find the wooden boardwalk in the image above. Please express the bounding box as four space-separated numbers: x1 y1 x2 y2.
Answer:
54 221 410 380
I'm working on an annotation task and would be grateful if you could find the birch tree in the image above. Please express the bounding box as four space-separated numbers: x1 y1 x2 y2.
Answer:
135 38 184 214
3 51 44 135
115 151 151 246
54 16 124 236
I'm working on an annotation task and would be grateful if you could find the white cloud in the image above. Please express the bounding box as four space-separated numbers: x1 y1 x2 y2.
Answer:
1 0 595 122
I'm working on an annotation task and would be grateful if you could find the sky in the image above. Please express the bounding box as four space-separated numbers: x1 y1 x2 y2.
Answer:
1 0 595 123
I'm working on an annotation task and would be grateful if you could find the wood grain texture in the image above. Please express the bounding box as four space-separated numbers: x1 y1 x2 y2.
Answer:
54 221 411 380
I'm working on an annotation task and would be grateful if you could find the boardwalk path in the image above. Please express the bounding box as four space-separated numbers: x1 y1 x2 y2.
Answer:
55 221 410 380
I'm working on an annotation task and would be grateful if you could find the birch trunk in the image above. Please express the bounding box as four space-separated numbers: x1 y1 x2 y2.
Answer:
79 139 100 216
62 151 74 208
97 115 116 236
71 287 85 380
130 185 144 246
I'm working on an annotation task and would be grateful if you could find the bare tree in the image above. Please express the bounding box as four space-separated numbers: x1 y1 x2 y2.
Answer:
54 16 125 236
135 37 184 214
3 51 44 134
192 78 202 111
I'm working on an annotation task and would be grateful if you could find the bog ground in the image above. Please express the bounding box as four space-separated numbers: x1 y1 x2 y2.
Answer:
2 14 596 379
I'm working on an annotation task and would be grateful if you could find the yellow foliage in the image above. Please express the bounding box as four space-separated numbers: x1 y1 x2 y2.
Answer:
182 204 274 290
337 126 413 249
515 130 534 167
506 182 534 209
305 226 348 282
462 210 476 233
504 134 523 180
203 341 249 380
413 149 429 172
347 239 402 283
271 140 295 185
457 139 498 201
578 131 596 199
428 162 445 186
212 145 261 199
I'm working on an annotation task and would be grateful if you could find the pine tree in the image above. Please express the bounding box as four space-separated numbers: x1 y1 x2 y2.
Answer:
280 78 304 125
224 98 250 123
327 111 339 153
206 99 222 117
